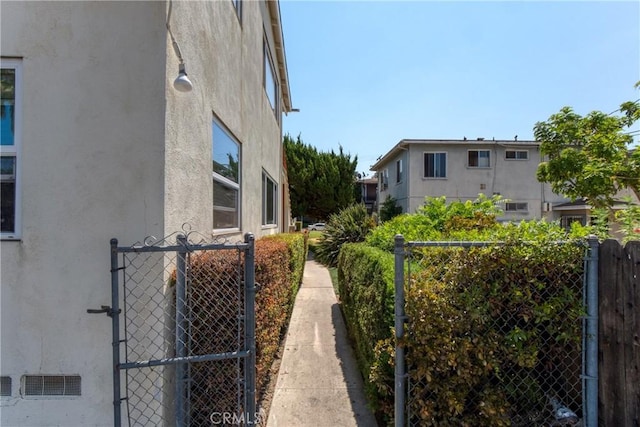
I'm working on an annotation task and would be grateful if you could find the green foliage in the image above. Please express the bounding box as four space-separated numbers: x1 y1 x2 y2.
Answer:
263 232 308 299
534 85 640 208
337 216 590 424
615 197 640 242
284 134 358 219
400 240 585 426
337 242 395 416
314 204 376 267
366 195 503 251
380 195 402 222
184 234 307 418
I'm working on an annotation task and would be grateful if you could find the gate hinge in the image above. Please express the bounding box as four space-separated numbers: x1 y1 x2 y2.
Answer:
87 305 121 317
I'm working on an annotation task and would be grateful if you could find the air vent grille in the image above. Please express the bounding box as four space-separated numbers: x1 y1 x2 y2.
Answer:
23 375 81 396
0 376 11 396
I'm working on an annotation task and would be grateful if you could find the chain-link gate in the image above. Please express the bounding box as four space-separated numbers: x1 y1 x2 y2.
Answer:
393 236 599 427
92 232 256 427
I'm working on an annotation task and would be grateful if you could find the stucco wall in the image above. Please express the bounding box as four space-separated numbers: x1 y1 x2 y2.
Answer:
163 1 284 239
0 2 166 425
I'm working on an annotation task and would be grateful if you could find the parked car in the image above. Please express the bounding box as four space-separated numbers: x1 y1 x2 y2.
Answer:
308 222 326 231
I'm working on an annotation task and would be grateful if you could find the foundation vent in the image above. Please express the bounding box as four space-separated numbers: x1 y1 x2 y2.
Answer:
1 376 11 396
23 375 81 397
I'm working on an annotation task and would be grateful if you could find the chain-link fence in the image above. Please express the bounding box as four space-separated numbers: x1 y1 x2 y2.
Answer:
104 232 256 427
394 237 598 427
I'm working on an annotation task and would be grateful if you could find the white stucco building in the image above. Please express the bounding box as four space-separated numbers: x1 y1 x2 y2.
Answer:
370 138 571 222
1 1 292 425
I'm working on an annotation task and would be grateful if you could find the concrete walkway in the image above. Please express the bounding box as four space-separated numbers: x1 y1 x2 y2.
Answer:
266 260 378 427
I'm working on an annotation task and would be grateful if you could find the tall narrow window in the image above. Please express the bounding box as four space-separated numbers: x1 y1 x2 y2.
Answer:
468 150 490 168
424 152 446 178
1 59 21 239
262 171 277 226
212 119 241 230
263 38 278 115
396 159 403 183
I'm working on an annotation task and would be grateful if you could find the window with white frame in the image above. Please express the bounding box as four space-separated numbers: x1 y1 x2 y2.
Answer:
424 152 446 178
505 202 528 212
262 171 277 226
468 150 490 168
212 119 241 230
396 159 403 183
1 59 21 239
263 37 278 115
505 150 528 160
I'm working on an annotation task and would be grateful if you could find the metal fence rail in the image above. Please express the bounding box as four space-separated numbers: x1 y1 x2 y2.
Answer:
394 236 599 427
99 232 256 427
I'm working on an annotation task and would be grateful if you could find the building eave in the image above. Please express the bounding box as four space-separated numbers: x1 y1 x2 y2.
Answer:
267 0 292 113
370 138 539 171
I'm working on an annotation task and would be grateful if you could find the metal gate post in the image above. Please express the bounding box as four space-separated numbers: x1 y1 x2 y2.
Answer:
175 234 188 427
244 233 257 424
394 234 406 427
584 236 599 427
110 238 122 427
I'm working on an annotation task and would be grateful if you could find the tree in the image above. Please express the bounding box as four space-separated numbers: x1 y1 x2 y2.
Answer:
379 195 402 222
534 84 640 209
284 134 358 219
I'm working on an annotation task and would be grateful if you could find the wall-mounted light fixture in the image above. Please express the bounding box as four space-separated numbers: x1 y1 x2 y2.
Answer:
167 1 193 93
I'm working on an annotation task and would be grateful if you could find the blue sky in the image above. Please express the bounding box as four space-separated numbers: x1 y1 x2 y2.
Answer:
279 1 640 175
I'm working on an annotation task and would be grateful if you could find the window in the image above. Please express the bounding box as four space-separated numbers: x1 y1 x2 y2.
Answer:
468 150 490 168
262 171 277 226
381 169 389 190
263 38 278 115
505 202 528 212
424 152 446 178
212 120 240 230
1 59 21 239
561 215 586 230
396 159 403 183
506 150 528 160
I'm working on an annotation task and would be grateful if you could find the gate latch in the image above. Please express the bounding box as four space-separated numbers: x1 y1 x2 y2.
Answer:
87 305 120 317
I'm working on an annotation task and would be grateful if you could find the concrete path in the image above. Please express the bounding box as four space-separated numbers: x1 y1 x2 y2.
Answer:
266 260 378 427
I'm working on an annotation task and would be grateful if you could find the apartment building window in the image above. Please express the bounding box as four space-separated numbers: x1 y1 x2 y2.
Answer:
212 119 241 230
262 171 277 226
396 159 403 183
381 169 389 190
468 150 490 168
1 59 21 240
424 152 446 178
506 150 528 160
561 215 586 230
263 37 278 115
505 202 528 212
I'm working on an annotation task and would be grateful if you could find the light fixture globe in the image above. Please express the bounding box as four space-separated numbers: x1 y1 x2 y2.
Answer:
173 63 193 92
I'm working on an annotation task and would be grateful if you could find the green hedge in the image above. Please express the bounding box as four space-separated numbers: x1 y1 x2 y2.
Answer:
182 232 306 423
337 242 395 415
264 232 307 302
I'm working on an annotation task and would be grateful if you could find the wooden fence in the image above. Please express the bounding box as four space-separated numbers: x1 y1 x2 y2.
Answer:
599 240 640 426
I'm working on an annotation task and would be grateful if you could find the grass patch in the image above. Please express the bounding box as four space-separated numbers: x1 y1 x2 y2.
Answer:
329 267 339 298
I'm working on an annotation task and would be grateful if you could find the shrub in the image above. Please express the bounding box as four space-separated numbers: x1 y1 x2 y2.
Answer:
366 195 502 252
364 222 589 425
180 235 305 423
263 232 308 303
337 242 395 418
314 203 375 266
